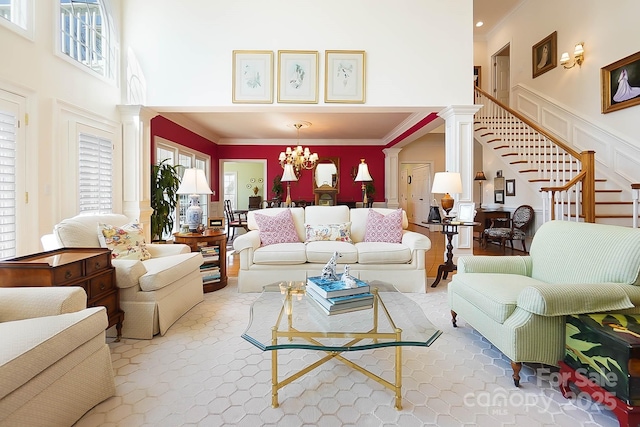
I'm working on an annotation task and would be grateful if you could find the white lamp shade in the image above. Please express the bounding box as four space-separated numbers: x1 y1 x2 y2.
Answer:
354 160 372 182
280 163 298 182
177 168 213 194
431 172 462 194
574 43 584 55
560 52 570 64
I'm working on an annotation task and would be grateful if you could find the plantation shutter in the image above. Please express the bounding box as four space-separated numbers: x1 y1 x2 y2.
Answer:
79 132 113 213
0 109 17 259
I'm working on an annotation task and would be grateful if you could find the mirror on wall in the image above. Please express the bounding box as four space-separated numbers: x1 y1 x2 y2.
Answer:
313 157 340 190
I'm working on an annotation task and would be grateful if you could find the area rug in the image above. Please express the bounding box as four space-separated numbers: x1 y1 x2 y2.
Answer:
76 278 619 426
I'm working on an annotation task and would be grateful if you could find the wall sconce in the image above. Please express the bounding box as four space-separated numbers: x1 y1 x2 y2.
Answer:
560 42 584 69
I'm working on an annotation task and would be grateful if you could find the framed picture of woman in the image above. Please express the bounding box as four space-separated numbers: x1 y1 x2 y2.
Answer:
601 51 640 114
532 31 557 78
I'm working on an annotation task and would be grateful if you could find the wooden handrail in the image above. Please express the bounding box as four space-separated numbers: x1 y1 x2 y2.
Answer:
475 88 596 223
539 170 586 193
475 87 582 159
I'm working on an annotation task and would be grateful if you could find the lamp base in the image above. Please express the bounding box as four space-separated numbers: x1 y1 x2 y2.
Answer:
185 194 202 232
440 193 454 216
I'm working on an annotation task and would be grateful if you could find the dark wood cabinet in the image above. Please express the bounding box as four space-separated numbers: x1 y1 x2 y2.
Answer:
0 248 124 339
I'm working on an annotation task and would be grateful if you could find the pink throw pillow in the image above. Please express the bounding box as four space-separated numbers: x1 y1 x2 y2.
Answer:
254 209 300 246
363 209 403 243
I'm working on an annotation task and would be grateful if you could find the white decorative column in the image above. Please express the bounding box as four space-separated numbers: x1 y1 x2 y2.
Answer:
118 105 157 242
383 147 401 209
438 105 481 259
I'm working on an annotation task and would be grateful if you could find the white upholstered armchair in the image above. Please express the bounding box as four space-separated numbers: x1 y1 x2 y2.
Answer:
41 214 204 339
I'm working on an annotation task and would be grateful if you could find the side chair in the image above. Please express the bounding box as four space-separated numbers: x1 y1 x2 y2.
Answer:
224 199 249 241
482 204 534 252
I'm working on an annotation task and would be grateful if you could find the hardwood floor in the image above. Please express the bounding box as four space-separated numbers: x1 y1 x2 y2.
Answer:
226 223 526 279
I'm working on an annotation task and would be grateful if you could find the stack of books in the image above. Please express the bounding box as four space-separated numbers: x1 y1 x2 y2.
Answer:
200 246 220 263
200 265 221 284
200 246 221 285
306 275 373 315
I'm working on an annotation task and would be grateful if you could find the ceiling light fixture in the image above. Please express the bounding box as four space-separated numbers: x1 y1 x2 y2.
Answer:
475 21 484 27
278 122 318 178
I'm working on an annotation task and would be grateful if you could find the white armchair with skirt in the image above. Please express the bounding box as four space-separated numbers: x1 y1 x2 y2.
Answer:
41 214 204 339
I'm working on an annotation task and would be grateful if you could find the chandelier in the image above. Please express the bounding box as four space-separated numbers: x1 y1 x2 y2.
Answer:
278 122 318 177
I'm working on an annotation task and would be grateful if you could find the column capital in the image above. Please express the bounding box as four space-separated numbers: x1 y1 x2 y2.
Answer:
438 105 481 120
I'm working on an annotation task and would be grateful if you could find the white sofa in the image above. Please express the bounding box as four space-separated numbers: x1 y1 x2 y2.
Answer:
41 214 204 339
233 206 431 292
0 287 115 426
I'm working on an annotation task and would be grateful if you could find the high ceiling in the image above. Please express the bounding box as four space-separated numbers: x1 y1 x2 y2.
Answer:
156 0 522 148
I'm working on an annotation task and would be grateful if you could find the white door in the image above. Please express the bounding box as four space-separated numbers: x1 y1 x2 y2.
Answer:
0 90 27 259
411 165 431 225
494 53 510 106
399 167 409 220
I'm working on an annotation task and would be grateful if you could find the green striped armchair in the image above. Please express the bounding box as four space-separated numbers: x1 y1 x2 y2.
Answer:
449 220 640 386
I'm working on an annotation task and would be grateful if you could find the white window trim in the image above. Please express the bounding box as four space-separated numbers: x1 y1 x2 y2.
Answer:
55 100 122 219
155 137 212 235
0 0 35 40
54 0 119 86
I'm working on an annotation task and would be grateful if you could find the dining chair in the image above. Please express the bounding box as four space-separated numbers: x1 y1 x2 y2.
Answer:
224 199 248 240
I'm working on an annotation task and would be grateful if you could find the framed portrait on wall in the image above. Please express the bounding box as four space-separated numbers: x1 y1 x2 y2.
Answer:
494 190 505 204
601 50 640 114
506 179 516 196
532 31 557 78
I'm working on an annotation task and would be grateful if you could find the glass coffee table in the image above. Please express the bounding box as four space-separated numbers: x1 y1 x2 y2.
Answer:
242 281 442 409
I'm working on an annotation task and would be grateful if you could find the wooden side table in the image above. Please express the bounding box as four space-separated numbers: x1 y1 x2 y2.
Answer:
430 222 480 288
174 231 227 292
0 248 124 340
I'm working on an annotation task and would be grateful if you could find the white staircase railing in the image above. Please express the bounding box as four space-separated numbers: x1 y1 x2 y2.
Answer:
474 87 596 223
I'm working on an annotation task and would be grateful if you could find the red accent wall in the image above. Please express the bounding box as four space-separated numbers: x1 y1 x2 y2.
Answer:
218 145 385 204
151 116 219 200
151 115 386 203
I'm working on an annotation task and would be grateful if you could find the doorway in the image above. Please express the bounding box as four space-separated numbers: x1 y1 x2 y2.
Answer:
400 163 433 225
492 43 510 106
221 160 267 211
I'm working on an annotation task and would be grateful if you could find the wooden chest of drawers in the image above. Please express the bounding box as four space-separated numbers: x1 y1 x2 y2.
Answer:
0 248 124 340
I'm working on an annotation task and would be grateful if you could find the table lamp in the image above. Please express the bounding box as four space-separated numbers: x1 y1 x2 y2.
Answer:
354 159 373 205
177 168 213 232
474 171 487 207
431 172 462 220
280 162 298 207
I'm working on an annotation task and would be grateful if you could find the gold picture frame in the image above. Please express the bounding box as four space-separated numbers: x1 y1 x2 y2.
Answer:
232 50 273 104
277 50 319 103
532 31 557 79
324 50 366 103
601 51 640 114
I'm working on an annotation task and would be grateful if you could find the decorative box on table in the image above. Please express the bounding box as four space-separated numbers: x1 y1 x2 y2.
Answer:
565 313 640 405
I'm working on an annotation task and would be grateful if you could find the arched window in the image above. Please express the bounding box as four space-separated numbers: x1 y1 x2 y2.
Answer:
59 0 117 80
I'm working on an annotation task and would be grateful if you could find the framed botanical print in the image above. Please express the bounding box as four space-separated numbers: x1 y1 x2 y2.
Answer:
277 50 319 103
232 50 273 103
324 50 366 103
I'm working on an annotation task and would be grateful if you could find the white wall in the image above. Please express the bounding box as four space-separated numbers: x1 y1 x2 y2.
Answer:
486 0 640 147
122 0 474 107
0 1 123 251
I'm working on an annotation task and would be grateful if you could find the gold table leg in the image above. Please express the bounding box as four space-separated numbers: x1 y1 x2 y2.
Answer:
271 326 279 408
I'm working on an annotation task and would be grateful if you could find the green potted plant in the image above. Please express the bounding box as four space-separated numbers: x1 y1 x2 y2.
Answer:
151 159 182 241
365 181 376 201
271 174 283 203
